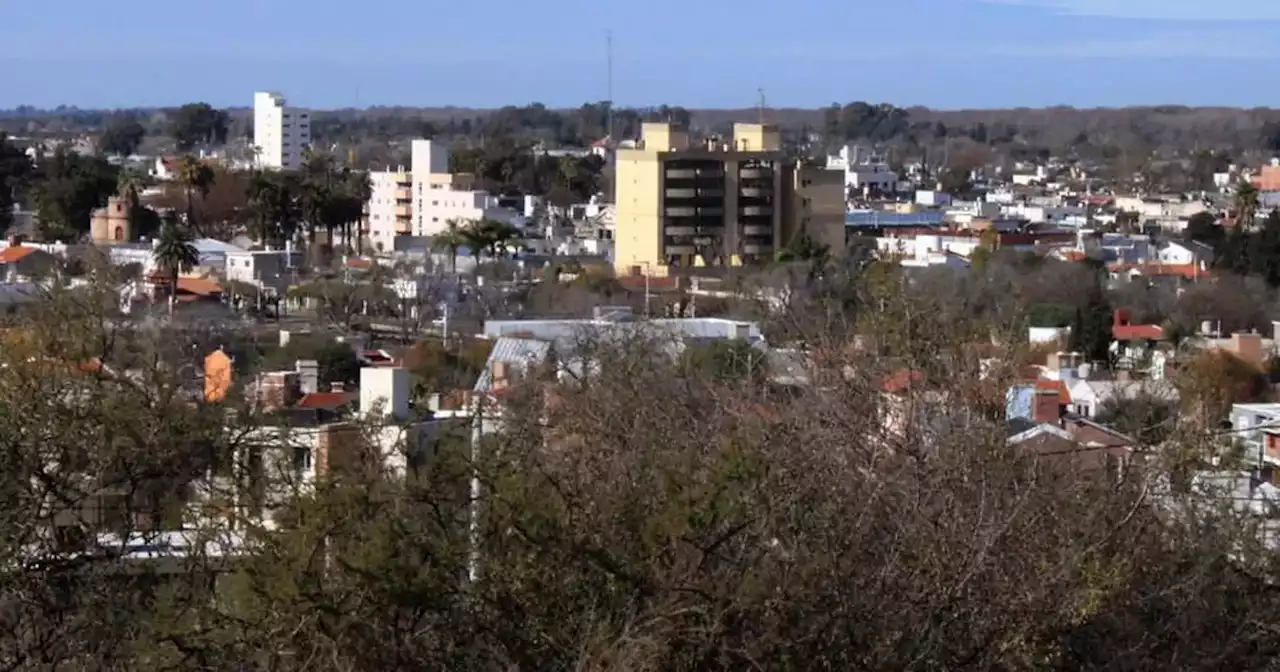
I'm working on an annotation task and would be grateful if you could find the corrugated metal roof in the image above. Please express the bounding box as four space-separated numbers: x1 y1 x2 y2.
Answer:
846 211 946 227
474 337 551 392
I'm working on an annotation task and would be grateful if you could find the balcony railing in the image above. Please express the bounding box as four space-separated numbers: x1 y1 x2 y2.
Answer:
742 225 772 236
741 205 772 216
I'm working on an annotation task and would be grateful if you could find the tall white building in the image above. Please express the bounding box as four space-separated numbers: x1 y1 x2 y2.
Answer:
253 92 311 171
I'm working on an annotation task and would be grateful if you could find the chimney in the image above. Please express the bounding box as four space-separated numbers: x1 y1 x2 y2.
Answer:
1032 389 1061 424
1231 332 1264 368
296 359 319 395
258 371 301 411
491 360 510 391
359 367 409 420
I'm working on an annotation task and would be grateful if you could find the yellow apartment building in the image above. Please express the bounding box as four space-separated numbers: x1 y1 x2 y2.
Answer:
614 122 844 276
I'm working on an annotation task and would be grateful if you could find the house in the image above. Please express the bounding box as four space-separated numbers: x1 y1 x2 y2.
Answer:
1065 378 1179 419
1228 403 1280 470
1110 309 1165 368
1006 421 1134 476
224 249 299 295
146 272 222 304
1157 240 1215 266
0 243 57 281
198 356 450 529
1006 390 1137 475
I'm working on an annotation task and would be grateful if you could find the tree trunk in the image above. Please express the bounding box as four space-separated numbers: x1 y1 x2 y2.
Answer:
168 267 178 315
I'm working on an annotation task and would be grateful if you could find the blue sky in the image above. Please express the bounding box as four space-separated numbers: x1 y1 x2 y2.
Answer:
1 0 1278 109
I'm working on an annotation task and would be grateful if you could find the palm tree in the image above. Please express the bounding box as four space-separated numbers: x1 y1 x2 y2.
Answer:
245 169 276 244
432 218 469 273
475 219 520 259
116 168 147 240
1235 180 1260 231
152 216 199 314
337 169 371 254
176 155 215 237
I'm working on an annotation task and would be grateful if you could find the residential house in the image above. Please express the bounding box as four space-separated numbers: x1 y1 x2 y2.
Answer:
1111 309 1165 369
0 243 57 281
1229 403 1280 470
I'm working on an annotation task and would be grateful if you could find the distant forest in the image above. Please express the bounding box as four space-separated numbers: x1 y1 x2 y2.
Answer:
5 102 1280 189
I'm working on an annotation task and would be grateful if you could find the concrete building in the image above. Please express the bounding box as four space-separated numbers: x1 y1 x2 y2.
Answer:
826 145 899 197
612 122 843 276
408 139 510 237
252 92 310 171
366 169 414 253
224 249 300 294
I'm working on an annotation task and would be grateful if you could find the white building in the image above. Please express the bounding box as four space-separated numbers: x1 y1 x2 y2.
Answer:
366 169 413 253
224 249 300 294
409 139 506 237
252 92 310 171
826 145 899 196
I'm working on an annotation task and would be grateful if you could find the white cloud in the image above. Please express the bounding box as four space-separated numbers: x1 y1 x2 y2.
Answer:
982 0 1280 21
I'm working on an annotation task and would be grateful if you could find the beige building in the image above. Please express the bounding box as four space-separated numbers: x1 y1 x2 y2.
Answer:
90 196 131 244
613 122 844 276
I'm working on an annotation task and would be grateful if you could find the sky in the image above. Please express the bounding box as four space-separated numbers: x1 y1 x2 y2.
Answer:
0 0 1278 110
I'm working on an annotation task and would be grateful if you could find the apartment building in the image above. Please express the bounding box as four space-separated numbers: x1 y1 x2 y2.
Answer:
366 169 413 252
252 91 311 171
613 122 843 276
409 139 507 237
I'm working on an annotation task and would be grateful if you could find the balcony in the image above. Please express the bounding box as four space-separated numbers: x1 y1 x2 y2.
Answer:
742 225 772 236
666 168 697 179
698 207 724 217
740 168 771 179
666 245 696 255
697 188 724 198
665 188 697 199
665 226 698 236
743 243 772 255
665 206 697 217
395 187 412 201
395 204 412 217
741 205 772 216
740 187 770 198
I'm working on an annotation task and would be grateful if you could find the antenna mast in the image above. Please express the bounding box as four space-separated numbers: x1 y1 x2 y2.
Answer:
606 30 614 144
757 88 766 124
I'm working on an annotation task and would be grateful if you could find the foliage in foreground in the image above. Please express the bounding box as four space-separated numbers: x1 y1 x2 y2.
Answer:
0 277 1277 671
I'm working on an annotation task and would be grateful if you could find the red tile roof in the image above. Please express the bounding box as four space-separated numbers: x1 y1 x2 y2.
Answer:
1034 377 1073 405
1113 324 1165 341
0 246 39 264
1108 262 1208 281
297 392 356 410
